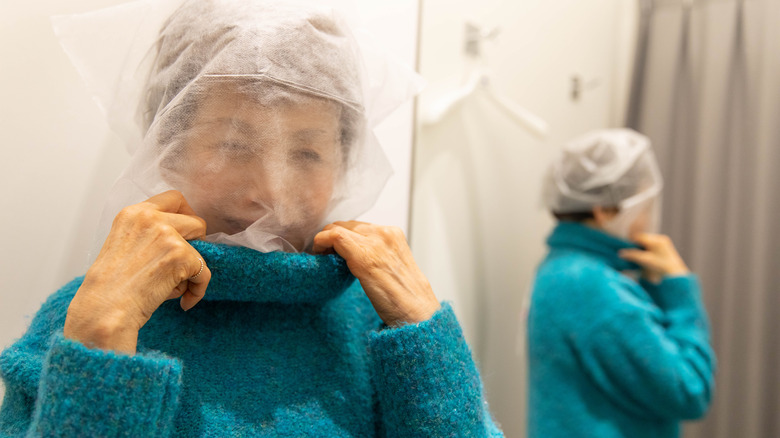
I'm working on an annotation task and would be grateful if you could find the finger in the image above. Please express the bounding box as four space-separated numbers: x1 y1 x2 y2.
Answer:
322 221 365 232
143 190 199 216
180 260 211 311
160 211 208 240
331 221 391 242
167 280 189 300
312 227 363 259
310 237 336 255
631 233 672 252
312 229 338 254
619 249 665 271
331 220 372 229
322 221 375 234
629 233 657 248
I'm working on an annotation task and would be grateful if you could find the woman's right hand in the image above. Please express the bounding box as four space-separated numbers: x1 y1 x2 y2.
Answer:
64 190 211 355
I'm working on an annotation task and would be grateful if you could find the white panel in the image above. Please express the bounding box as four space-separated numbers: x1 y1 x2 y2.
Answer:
355 0 419 232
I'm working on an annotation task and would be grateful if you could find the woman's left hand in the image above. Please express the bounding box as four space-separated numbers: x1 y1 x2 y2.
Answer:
313 221 440 327
619 233 690 283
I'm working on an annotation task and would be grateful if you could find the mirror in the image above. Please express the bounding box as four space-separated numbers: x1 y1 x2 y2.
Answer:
410 1 780 437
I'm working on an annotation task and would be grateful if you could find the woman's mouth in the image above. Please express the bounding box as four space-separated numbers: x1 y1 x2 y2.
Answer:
220 216 256 234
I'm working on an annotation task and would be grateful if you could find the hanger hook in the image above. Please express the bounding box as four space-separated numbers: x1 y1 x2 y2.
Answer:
465 22 502 58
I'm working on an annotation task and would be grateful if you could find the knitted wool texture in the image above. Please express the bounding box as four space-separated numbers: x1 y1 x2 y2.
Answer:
0 241 503 437
527 222 716 438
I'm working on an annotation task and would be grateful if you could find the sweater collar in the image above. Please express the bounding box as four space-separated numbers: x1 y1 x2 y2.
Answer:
546 222 642 272
189 240 356 304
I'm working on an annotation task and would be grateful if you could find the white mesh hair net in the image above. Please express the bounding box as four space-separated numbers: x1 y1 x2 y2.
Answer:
52 0 422 253
542 128 664 238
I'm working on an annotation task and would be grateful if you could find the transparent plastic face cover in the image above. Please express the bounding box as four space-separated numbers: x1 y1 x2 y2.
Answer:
143 76 357 252
53 0 422 254
542 129 664 239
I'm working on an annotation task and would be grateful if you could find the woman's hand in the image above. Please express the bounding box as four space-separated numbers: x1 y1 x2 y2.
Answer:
64 190 211 354
312 221 440 327
619 233 689 283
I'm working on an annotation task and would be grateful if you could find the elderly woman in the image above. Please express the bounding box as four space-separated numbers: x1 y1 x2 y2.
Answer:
0 1 502 436
527 129 715 438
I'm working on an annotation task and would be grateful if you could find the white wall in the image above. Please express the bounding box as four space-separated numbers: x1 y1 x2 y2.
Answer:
410 1 637 436
0 0 419 403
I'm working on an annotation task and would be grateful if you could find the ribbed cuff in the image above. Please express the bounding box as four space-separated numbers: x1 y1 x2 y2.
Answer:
644 274 702 312
32 333 182 437
370 303 489 436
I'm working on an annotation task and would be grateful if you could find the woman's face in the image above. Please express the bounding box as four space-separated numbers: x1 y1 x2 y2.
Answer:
167 85 344 251
595 195 660 239
627 196 660 236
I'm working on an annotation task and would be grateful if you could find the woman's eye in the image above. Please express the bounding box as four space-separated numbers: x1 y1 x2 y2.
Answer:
292 149 322 163
219 141 249 151
216 141 254 158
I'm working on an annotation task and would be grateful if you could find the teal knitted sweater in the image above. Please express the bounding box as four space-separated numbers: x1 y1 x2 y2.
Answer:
528 222 715 438
0 241 503 437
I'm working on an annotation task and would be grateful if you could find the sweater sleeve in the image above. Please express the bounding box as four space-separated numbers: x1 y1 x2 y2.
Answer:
1 279 183 437
569 275 716 420
369 303 503 437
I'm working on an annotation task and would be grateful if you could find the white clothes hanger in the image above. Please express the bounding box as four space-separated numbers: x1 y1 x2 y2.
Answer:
421 23 549 140
422 68 549 139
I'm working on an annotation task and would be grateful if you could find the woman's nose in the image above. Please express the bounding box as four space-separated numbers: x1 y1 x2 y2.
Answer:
243 164 287 209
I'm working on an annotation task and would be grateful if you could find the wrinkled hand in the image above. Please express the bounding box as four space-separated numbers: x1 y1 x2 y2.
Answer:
619 233 689 283
64 190 211 354
312 221 440 327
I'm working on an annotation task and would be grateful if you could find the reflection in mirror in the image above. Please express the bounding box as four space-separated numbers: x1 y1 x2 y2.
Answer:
410 1 780 437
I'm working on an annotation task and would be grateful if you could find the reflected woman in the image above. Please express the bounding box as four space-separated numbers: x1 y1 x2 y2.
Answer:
528 129 715 438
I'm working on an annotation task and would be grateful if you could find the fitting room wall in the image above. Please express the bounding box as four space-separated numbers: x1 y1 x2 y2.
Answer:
0 0 420 402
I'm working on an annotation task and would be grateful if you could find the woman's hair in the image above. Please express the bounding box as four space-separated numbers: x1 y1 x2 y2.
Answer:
551 206 620 222
552 211 595 222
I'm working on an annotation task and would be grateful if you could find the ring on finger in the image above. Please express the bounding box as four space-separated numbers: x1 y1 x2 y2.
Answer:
190 257 204 280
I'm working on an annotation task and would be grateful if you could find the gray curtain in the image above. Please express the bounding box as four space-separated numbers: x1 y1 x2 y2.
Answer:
628 0 780 437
